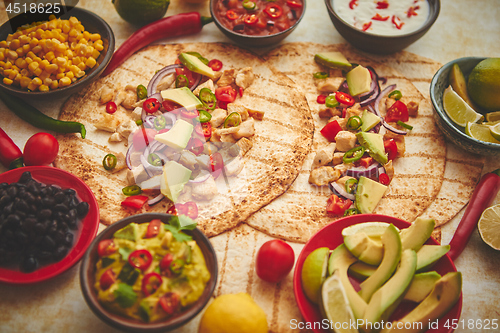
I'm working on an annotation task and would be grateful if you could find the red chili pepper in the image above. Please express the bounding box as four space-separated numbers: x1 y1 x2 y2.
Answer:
335 91 355 107
448 169 500 261
407 6 420 18
121 195 148 209
0 128 23 169
238 87 244 97
129 249 153 270
102 13 213 77
141 272 162 296
386 100 409 122
264 4 283 18
349 0 358 9
286 0 303 8
320 120 343 142
391 15 404 29
376 1 389 9
372 13 390 21
317 94 327 104
201 122 212 139
208 59 223 71
106 101 117 114
226 10 239 20
362 21 372 31
326 194 352 215
379 173 391 185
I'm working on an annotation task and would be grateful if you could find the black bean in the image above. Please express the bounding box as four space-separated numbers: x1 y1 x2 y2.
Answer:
38 209 52 220
15 230 28 244
27 181 40 195
20 217 37 232
0 195 10 207
63 232 73 246
34 220 49 234
53 230 66 244
5 214 21 228
14 199 29 212
54 191 66 203
20 255 38 273
37 251 52 261
47 220 58 235
41 196 55 207
63 188 76 197
7 186 17 198
53 245 68 261
3 201 14 215
23 191 36 204
14 210 26 220
58 221 69 233
18 172 32 184
76 202 89 217
54 203 68 214
41 235 56 251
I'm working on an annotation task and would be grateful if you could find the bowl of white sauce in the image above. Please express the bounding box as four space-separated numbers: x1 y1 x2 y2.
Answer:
325 0 440 54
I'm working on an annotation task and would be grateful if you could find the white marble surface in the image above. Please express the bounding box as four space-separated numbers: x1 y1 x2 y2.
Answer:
0 0 499 332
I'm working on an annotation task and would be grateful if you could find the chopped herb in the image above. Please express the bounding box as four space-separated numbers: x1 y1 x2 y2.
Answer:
114 283 137 308
164 215 197 242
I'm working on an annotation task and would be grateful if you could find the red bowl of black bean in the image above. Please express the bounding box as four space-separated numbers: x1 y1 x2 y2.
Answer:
0 166 99 284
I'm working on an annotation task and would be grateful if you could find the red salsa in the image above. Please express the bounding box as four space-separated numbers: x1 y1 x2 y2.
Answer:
214 0 304 36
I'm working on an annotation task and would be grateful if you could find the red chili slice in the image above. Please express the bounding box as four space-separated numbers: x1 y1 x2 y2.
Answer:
167 205 180 216
362 21 372 31
264 4 283 18
376 0 389 9
208 59 223 71
128 249 153 270
372 13 389 21
317 94 327 104
335 91 355 107
145 219 162 238
385 100 409 122
349 0 358 9
99 268 116 290
141 272 162 296
201 122 212 139
106 101 117 114
143 98 160 114
159 292 180 315
183 201 199 219
210 152 224 178
286 0 303 8
98 239 118 257
379 173 391 185
244 14 258 25
188 137 205 156
391 15 404 29
226 10 239 20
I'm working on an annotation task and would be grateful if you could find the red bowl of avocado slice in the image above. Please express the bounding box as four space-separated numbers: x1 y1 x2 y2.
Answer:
293 214 462 333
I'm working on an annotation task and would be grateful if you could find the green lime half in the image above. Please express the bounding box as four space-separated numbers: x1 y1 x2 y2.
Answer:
465 122 500 143
112 0 170 25
443 86 483 127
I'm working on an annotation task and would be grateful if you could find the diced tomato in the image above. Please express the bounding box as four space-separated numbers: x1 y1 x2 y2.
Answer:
208 59 223 71
99 268 116 290
379 173 391 185
215 86 237 103
183 201 199 219
121 195 149 209
132 128 157 150
98 239 118 257
320 120 343 142
174 61 200 87
385 100 409 123
145 219 162 238
335 91 355 107
384 139 398 161
358 156 374 168
160 253 174 274
326 194 352 215
159 292 180 315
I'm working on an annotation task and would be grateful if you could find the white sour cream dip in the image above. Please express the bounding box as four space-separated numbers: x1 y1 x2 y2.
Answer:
333 0 430 36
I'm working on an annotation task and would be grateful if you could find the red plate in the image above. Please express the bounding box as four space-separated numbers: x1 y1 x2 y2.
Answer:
293 214 462 333
0 166 99 284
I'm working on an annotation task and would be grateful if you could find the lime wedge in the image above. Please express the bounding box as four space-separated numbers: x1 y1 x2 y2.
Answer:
320 271 358 333
443 86 483 127
478 204 500 250
341 222 393 238
486 111 500 122
465 122 500 143
489 122 500 141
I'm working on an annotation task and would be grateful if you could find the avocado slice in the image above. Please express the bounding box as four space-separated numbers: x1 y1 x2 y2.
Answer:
159 160 192 203
160 87 202 110
178 52 216 79
113 223 139 241
348 261 377 280
400 217 436 252
356 132 388 164
346 65 372 97
314 52 352 71
155 118 194 151
404 271 441 303
343 232 384 266
359 224 402 302
360 109 382 132
362 249 417 333
416 244 450 272
328 244 367 320
449 63 479 112
355 176 388 214
382 272 462 333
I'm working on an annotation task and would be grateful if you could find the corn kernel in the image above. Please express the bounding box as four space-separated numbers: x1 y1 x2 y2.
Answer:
20 76 31 88
59 76 71 86
0 52 4 62
45 63 58 73
3 77 13 85
16 47 24 57
9 39 21 50
27 81 37 91
65 71 74 80
32 45 42 54
83 31 91 40
22 44 30 53
76 70 86 78
7 50 18 60
44 77 52 85
50 80 59 89
45 51 55 62
54 57 66 66
91 49 100 59
8 69 18 80
4 61 12 69
62 22 70 33
3 69 12 77
77 44 87 56
85 57 96 68
39 84 50 92
69 17 79 26
75 23 84 32
5 35 13 42
77 62 86 71
0 60 5 68
32 77 42 86
0 41 8 48
33 67 42 76
56 72 65 79
20 68 29 76
39 71 50 81
49 14 57 20
90 33 101 42
15 58 27 69
69 28 78 37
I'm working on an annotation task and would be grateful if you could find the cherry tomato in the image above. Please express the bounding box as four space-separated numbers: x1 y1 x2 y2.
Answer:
188 137 205 156
141 272 162 296
132 128 157 150
143 98 160 114
320 120 343 142
145 219 162 238
128 249 153 270
99 268 116 290
385 100 409 123
208 59 223 71
210 152 224 178
264 4 283 18
159 253 174 275
215 86 237 103
180 108 199 119
106 101 117 114
98 239 118 257
159 292 180 315
326 194 352 215
335 91 355 107
23 132 59 166
183 201 199 219
162 100 183 113
255 239 295 283
384 139 398 161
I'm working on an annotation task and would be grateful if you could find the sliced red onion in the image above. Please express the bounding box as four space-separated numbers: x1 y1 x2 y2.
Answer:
143 115 156 128
147 64 182 97
378 166 386 175
383 121 408 135
190 73 202 92
148 193 164 206
126 144 134 170
149 140 164 154
360 67 381 107
149 92 163 103
378 76 387 85
338 80 350 94
345 163 380 179
189 170 211 184
330 181 355 200
163 112 177 127
373 84 396 117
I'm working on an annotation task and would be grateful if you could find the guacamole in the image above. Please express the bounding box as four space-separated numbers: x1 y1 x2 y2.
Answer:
94 219 210 322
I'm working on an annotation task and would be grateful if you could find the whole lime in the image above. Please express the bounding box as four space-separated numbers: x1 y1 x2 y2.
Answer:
198 293 268 333
467 58 500 112
301 247 330 304
112 0 170 25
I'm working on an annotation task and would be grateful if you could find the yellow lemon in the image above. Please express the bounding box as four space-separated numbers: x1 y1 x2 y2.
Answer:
198 293 268 333
467 58 500 112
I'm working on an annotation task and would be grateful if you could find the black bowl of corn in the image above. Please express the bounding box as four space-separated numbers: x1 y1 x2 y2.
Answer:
0 6 114 99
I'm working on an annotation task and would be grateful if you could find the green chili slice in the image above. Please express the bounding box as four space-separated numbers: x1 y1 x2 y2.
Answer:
136 84 147 100
122 185 142 196
343 146 365 164
345 178 358 194
388 90 402 100
346 115 362 131
397 120 413 130
147 153 162 166
170 259 185 275
103 154 117 170
313 71 329 79
154 115 167 130
325 95 339 108
199 88 216 110
185 51 209 65
175 74 189 88
224 112 242 128
243 0 257 10
136 119 143 126
198 109 212 123
344 207 360 216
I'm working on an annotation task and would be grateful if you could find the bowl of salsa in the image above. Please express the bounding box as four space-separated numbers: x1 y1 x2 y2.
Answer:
210 0 306 48
325 0 440 54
